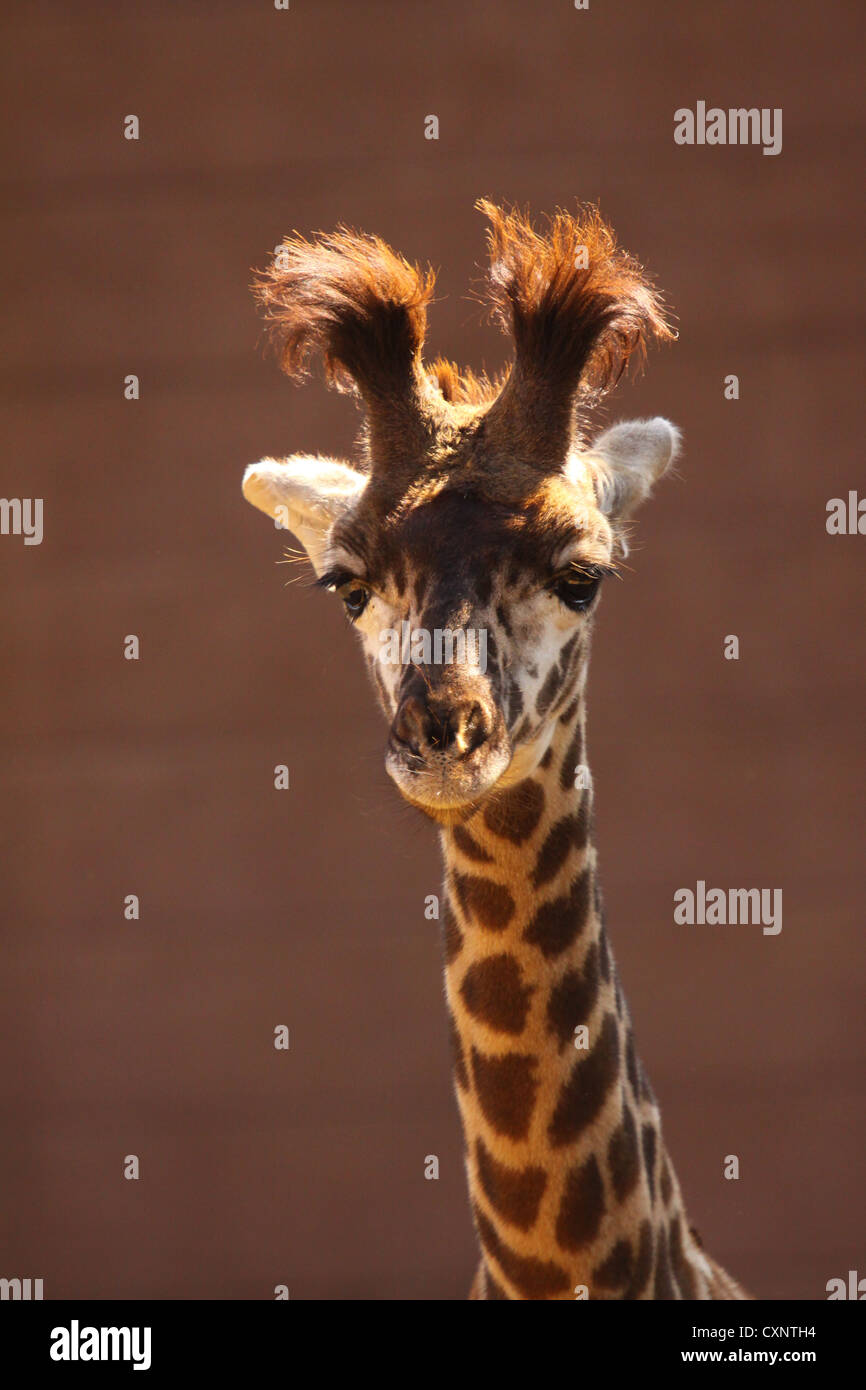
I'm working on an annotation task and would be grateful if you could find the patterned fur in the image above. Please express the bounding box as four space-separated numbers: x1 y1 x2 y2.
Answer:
242 202 748 1299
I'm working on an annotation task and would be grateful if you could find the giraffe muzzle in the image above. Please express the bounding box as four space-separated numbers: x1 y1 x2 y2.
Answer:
386 686 511 818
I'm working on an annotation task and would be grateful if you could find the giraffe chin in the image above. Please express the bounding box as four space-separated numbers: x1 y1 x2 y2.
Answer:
384 746 511 825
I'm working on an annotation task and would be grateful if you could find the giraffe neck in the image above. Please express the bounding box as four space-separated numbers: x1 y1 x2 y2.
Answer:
439 694 712 1300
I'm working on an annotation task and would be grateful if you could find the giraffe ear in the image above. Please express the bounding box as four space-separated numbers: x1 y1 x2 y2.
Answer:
242 455 366 574
587 417 681 526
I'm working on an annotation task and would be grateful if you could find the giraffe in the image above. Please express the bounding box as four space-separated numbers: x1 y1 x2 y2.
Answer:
241 201 749 1300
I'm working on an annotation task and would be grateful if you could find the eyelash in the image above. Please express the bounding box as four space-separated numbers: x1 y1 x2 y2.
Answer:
315 568 371 620
315 567 356 591
550 567 609 612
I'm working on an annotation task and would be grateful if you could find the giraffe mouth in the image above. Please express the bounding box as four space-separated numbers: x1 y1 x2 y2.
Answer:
384 738 512 824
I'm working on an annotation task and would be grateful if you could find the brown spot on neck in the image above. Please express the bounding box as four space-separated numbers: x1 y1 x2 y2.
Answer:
460 954 534 1035
482 778 545 843
475 1139 547 1233
475 1207 570 1298
454 873 516 930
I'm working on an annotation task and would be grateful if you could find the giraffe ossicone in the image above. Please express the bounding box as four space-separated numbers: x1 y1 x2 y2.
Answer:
242 200 749 1300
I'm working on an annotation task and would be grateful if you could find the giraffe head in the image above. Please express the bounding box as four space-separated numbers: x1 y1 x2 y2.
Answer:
243 202 679 822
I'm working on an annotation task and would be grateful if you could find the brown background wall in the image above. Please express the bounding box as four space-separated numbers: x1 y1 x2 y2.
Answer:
0 0 862 1299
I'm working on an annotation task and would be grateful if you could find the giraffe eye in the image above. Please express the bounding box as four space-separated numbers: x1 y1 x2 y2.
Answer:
553 574 601 612
341 584 370 619
314 566 371 619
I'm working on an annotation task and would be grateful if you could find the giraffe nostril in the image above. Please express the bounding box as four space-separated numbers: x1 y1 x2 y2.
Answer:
393 694 493 761
392 695 427 756
451 700 491 757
